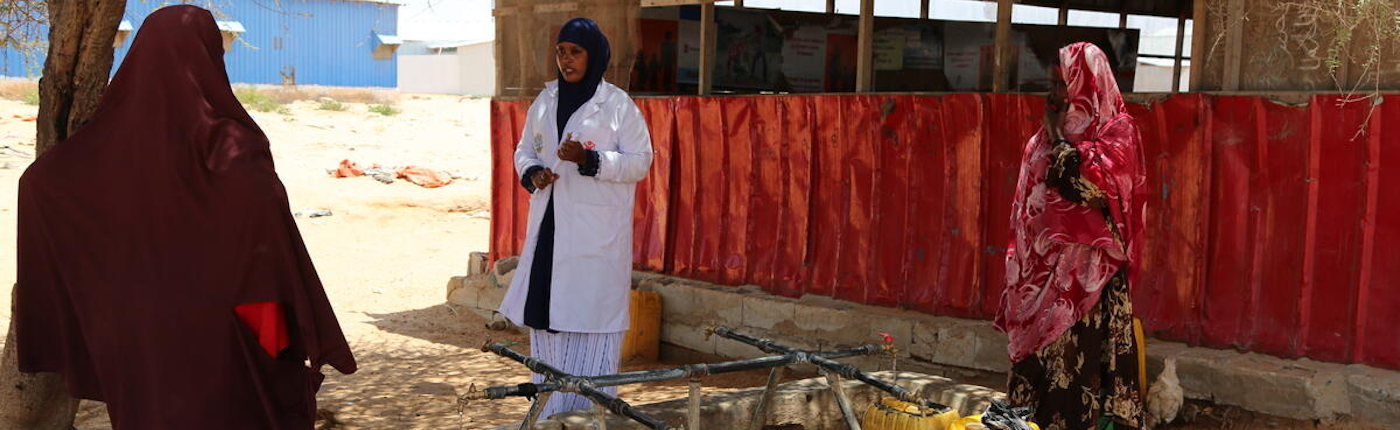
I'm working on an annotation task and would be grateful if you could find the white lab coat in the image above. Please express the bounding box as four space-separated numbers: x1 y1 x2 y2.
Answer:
498 79 654 333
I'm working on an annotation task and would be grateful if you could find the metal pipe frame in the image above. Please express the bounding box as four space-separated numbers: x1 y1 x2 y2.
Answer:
707 327 951 413
466 327 933 430
468 344 877 401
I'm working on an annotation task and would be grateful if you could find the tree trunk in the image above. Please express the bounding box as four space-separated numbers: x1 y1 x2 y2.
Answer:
0 1 126 429
35 0 126 153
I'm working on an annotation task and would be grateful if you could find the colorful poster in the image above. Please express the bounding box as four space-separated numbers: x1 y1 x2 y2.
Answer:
714 8 783 89
677 6 701 85
631 18 680 92
781 24 827 92
825 32 857 92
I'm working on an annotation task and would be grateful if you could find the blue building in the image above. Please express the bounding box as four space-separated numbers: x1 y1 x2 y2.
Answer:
0 0 401 88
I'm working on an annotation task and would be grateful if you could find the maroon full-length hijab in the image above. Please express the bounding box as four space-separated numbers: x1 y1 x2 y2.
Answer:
14 5 356 429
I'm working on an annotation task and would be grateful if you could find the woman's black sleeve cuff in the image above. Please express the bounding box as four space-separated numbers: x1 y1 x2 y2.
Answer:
521 166 544 193
579 150 601 177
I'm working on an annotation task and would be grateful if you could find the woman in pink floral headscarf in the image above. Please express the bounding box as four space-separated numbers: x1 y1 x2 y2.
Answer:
995 42 1147 430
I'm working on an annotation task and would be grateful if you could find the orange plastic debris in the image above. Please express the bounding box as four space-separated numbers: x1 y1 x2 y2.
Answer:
395 166 453 188
333 159 363 178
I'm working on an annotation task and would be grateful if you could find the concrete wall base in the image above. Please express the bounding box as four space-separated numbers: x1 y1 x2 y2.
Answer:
449 263 1400 424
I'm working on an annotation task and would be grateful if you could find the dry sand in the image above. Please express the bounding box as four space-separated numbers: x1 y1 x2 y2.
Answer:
0 94 1385 430
0 95 784 430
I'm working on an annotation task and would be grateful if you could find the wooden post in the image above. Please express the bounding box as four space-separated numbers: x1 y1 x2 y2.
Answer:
856 0 874 92
494 9 506 96
994 0 1013 92
827 0 835 14
1058 1 1068 26
698 1 716 95
515 12 531 97
1223 0 1244 90
734 0 743 8
1172 7 1187 93
920 0 929 20
1189 0 1205 90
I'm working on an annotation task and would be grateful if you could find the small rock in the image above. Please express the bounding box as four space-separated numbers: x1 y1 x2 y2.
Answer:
372 288 384 294
494 257 520 274
371 172 395 184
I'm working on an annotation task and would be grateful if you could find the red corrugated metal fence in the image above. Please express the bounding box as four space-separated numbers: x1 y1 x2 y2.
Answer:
489 93 1400 370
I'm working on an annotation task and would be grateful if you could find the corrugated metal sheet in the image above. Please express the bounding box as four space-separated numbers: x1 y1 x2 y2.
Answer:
0 0 399 88
490 93 1400 371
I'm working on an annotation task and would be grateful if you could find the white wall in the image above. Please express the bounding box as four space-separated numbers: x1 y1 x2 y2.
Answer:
397 42 495 96
1134 61 1190 93
399 54 463 94
456 43 496 97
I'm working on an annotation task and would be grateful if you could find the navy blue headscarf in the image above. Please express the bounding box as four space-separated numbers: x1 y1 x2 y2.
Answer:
555 18 610 138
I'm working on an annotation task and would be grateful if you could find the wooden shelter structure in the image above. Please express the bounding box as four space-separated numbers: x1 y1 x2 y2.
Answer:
493 0 1198 97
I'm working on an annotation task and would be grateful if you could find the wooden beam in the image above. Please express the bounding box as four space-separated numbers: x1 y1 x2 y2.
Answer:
1223 0 1244 90
827 0 836 14
516 13 530 97
1172 7 1187 93
994 0 1013 92
641 0 714 6
1189 0 1205 90
534 3 579 14
495 5 507 96
493 2 582 15
1058 1 1068 26
698 1 716 95
920 0 929 20
856 0 874 92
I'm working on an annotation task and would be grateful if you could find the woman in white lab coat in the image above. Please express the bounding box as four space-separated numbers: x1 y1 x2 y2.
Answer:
497 17 654 417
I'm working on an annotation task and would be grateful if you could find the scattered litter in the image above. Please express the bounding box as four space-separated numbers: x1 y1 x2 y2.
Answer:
328 160 455 188
10 114 37 122
396 166 453 188
332 159 363 178
294 209 333 218
371 172 395 184
371 287 384 294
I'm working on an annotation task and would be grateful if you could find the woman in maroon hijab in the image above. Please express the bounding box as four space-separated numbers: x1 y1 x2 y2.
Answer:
14 5 356 429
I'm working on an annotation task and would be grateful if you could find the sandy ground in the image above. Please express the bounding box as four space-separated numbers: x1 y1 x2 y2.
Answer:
0 95 1386 430
0 95 791 430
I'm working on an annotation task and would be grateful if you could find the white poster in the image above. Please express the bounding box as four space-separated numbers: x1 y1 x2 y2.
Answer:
781 24 827 92
677 11 701 84
873 28 907 71
942 22 990 91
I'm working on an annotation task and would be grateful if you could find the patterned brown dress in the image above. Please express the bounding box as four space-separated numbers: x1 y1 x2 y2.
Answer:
1007 141 1145 430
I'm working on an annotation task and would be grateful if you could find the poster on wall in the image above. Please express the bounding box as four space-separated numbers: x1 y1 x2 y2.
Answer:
825 32 857 92
632 18 680 93
942 22 991 91
873 28 907 71
677 6 701 85
902 24 942 70
714 8 784 90
781 24 828 92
